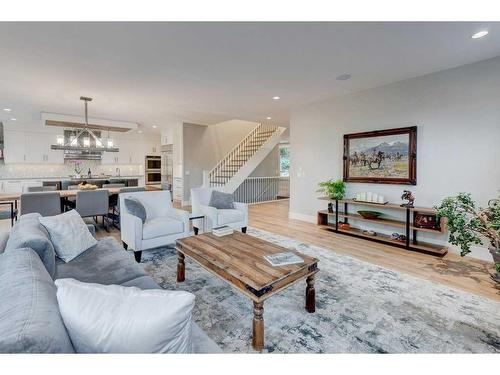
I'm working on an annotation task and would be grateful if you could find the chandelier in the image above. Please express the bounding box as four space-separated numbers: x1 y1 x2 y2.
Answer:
50 97 119 153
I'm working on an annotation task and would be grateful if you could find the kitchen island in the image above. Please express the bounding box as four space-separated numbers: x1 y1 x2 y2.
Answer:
43 176 140 190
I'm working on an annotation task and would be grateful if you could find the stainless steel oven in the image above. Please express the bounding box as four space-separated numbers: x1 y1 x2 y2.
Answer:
145 155 161 185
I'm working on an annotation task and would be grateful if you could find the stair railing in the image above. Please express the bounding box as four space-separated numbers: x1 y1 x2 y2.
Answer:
207 123 278 187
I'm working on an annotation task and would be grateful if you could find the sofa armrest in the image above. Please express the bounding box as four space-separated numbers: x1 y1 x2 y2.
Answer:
165 208 190 233
233 201 248 213
195 204 218 230
120 213 143 251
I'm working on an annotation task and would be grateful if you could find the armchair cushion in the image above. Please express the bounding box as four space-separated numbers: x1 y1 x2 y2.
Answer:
124 198 147 223
142 217 184 240
217 209 245 226
209 190 235 210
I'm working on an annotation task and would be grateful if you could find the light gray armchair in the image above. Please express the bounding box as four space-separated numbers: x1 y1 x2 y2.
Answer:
190 187 248 234
119 190 189 263
20 192 61 217
75 190 110 231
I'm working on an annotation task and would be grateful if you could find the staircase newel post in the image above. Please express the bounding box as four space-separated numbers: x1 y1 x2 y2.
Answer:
203 170 210 187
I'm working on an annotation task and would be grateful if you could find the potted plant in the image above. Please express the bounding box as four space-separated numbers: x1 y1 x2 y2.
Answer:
317 179 346 200
436 193 500 283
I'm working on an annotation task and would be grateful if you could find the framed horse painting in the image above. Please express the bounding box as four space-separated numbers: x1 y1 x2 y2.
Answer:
343 126 417 185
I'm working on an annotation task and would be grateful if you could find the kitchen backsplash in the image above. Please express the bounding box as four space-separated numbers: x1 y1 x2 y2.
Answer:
0 160 143 179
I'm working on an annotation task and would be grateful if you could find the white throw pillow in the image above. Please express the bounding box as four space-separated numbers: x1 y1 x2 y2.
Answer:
54 278 195 353
38 209 97 263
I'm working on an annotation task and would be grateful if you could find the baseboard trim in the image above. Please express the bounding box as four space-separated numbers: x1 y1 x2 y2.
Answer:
288 211 316 223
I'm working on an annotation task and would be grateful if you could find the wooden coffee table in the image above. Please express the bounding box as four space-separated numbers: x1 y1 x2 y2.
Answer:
175 231 319 351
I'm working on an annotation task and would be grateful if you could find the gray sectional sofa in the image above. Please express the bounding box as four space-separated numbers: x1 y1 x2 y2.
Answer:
0 213 222 353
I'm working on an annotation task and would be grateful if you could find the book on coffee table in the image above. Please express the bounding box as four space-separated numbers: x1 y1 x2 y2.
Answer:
264 252 304 267
212 225 234 237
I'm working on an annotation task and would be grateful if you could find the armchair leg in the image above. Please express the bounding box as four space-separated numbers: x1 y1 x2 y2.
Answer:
134 251 142 263
193 227 199 235
242 227 247 234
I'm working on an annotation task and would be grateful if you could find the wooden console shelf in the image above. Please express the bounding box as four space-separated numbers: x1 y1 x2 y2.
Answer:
317 198 447 256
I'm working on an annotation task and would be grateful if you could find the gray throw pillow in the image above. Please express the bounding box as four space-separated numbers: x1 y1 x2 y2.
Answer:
5 213 56 278
209 190 235 210
124 198 147 223
39 210 98 263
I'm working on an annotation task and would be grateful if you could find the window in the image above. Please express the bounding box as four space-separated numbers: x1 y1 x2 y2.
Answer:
279 143 290 177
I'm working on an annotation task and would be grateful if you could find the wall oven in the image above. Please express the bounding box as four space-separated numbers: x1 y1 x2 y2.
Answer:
145 155 161 185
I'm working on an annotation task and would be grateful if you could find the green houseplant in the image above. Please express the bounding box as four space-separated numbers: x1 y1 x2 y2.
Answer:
436 193 500 283
317 179 346 200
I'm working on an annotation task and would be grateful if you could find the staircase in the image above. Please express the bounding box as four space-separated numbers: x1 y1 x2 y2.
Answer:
204 123 286 193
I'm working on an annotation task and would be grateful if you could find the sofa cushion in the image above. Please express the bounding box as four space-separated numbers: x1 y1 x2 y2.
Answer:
209 190 235 210
218 209 245 226
0 248 74 353
39 210 98 263
142 217 184 240
124 198 147 223
55 236 147 285
5 213 56 278
55 278 195 353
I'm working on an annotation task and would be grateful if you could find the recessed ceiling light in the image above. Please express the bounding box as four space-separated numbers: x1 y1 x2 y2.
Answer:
272 96 280 100
3 108 11 112
152 125 157 128
138 130 143 134
266 117 272 120
336 73 352 81
10 118 16 121
472 30 489 39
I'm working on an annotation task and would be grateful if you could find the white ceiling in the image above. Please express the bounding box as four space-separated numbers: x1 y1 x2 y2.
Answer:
0 22 500 132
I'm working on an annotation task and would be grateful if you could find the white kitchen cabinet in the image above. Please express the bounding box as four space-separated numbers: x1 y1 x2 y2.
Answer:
3 130 27 164
4 130 63 164
144 140 161 156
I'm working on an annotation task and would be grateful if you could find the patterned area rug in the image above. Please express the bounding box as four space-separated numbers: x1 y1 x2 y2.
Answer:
141 228 500 353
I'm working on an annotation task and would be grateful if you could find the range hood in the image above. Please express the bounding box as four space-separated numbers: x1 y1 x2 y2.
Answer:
50 97 120 159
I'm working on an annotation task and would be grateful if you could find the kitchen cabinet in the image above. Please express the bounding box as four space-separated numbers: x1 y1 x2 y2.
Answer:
3 130 27 164
25 133 63 164
4 130 63 164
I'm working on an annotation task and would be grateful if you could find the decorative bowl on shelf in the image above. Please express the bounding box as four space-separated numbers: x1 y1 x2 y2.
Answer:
357 210 383 219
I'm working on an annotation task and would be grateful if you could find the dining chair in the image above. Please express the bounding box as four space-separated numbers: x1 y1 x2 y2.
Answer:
20 192 61 217
62 185 80 211
75 189 110 231
0 202 18 226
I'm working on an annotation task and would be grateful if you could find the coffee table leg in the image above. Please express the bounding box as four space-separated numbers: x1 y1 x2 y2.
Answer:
177 251 185 282
252 301 264 351
305 275 316 313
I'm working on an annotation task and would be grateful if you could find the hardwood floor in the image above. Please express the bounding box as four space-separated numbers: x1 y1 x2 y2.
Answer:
98 199 499 301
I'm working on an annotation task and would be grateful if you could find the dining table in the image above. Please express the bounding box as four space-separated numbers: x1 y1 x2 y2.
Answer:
0 188 122 227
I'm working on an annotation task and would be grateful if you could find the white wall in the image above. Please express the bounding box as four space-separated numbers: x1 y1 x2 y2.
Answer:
289 56 500 260
182 119 260 201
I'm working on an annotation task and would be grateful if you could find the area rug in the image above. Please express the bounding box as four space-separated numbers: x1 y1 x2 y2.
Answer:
140 228 500 353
